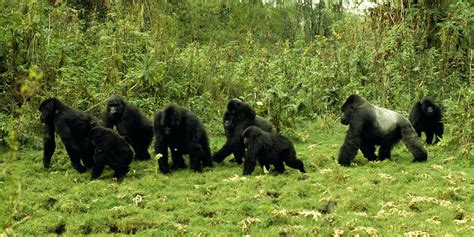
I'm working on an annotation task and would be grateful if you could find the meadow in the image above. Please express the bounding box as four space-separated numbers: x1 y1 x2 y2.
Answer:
1 1 472 235
1 120 472 236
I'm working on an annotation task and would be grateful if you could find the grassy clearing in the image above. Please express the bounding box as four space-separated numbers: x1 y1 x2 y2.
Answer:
1 121 473 236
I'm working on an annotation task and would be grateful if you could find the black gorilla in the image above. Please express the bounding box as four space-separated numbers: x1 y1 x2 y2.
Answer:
39 98 99 172
154 105 213 174
89 126 134 179
409 96 444 144
103 95 153 161
242 126 306 175
213 99 273 164
338 94 428 166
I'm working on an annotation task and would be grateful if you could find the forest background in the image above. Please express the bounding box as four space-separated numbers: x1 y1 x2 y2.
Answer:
0 0 473 235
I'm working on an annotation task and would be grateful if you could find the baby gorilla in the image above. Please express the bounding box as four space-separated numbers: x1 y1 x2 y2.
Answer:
242 126 306 175
89 126 134 179
409 96 444 144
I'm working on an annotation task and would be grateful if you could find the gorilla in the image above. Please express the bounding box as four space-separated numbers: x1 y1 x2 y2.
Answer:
89 126 134 179
338 94 428 166
103 95 153 161
154 105 213 174
39 98 99 172
242 126 306 175
213 99 273 164
409 96 444 144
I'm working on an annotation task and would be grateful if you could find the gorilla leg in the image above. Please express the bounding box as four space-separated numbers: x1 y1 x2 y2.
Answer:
434 122 444 144
243 160 257 175
401 124 428 162
156 143 171 174
113 166 130 179
91 152 106 179
70 154 87 173
200 139 213 168
378 144 394 160
135 144 151 161
425 131 434 145
230 142 245 164
82 146 95 168
188 144 204 172
273 161 285 173
360 142 377 161
170 149 186 169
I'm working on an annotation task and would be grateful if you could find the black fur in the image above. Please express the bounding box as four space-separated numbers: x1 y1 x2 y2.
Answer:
409 96 444 144
103 95 153 160
154 105 213 174
39 98 99 172
338 94 428 166
89 126 134 179
242 126 305 175
213 99 273 164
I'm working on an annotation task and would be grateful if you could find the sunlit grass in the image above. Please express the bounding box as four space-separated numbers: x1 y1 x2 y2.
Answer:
1 121 473 235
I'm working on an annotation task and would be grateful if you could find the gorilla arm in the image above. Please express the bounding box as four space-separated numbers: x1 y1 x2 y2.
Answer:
338 124 363 166
56 119 87 173
42 122 56 168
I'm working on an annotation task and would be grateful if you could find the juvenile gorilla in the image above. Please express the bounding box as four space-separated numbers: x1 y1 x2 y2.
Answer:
213 99 273 164
39 98 99 172
154 105 213 174
242 126 306 175
103 95 153 160
338 94 428 166
89 126 134 179
409 96 444 144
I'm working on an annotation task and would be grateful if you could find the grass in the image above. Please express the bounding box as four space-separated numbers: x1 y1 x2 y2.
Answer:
1 121 473 236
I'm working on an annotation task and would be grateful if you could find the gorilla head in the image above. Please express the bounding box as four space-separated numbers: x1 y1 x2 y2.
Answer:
39 98 60 123
420 96 436 115
161 105 182 136
106 95 126 121
340 94 364 125
338 94 428 166
226 98 256 121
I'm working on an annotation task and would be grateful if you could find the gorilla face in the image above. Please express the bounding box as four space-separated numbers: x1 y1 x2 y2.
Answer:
340 94 364 125
161 106 181 135
340 106 352 125
107 96 125 120
421 97 435 115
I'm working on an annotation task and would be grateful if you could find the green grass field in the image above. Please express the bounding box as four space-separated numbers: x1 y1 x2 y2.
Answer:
1 121 473 236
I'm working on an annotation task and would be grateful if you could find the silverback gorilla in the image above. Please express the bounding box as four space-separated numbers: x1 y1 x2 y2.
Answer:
154 105 213 174
39 98 99 172
103 95 153 161
242 126 306 175
338 94 428 166
89 126 134 179
409 96 444 144
213 99 273 164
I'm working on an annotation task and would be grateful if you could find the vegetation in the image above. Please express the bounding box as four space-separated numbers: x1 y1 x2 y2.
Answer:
1 0 473 235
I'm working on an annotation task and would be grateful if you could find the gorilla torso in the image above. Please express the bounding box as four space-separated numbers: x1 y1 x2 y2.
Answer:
360 106 404 146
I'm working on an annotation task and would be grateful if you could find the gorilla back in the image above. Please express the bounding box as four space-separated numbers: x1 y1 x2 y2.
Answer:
39 98 99 173
103 95 153 161
338 94 427 166
89 126 134 179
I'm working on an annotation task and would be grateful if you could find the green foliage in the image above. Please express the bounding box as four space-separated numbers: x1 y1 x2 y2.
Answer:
1 123 473 235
